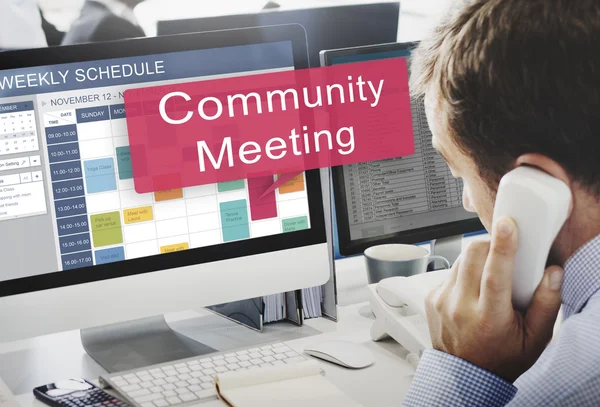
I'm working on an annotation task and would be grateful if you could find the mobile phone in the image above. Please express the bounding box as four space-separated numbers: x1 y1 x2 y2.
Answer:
33 379 130 407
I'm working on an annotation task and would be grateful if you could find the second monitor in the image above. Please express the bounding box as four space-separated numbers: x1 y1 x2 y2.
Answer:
157 3 400 68
320 42 484 260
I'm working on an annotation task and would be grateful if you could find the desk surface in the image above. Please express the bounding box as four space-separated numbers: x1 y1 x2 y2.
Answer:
3 236 492 405
9 302 415 407
2 254 419 407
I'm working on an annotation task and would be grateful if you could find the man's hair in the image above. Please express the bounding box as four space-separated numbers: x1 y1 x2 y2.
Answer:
410 0 600 194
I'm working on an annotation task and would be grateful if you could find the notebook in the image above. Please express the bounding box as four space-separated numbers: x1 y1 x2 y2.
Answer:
214 360 363 407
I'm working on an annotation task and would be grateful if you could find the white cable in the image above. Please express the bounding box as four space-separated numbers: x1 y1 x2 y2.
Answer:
406 352 421 370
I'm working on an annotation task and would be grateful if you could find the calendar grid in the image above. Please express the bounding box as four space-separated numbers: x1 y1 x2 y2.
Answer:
0 101 40 156
42 101 310 271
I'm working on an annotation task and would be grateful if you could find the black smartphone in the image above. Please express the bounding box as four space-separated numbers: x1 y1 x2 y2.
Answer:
33 379 130 407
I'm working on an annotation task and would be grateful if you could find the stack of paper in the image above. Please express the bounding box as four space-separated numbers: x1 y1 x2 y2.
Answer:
215 360 363 407
263 293 285 323
262 286 323 323
302 286 323 319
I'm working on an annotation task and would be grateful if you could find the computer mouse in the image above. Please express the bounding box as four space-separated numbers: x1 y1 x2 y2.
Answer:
304 340 374 369
262 1 280 9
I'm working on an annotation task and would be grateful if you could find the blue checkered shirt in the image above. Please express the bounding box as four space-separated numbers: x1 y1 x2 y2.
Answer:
403 234 600 406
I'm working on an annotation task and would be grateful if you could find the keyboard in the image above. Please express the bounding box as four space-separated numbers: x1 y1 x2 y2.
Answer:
0 377 18 407
100 342 307 406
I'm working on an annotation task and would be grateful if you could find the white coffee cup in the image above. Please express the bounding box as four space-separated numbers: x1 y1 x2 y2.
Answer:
364 244 450 284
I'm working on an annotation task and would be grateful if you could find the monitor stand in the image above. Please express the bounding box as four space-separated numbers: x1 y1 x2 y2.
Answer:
81 315 217 373
429 234 463 270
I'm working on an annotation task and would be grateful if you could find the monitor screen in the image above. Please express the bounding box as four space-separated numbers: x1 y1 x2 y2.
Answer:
324 43 482 256
0 38 317 285
157 3 400 68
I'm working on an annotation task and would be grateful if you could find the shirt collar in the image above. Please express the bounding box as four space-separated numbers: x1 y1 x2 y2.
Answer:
91 0 139 26
562 234 600 319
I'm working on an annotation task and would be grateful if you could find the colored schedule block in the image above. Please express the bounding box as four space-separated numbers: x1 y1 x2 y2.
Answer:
154 189 183 202
95 246 125 265
278 174 305 194
84 157 117 193
90 211 123 247
116 146 133 180
217 180 245 192
282 216 309 232
160 242 189 254
123 206 153 224
220 200 250 242
248 176 277 221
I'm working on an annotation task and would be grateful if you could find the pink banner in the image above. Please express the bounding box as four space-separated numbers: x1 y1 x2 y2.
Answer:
125 58 414 193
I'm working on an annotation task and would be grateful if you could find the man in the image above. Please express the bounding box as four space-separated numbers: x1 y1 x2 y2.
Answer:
39 8 65 46
61 0 145 45
403 0 600 405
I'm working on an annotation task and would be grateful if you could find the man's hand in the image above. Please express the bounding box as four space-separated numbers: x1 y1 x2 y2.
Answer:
425 216 564 382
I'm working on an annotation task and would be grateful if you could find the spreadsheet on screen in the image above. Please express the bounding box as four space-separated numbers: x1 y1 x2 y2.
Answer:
331 49 476 242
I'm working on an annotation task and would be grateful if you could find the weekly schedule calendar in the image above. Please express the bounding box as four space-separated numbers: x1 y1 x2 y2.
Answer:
0 43 311 279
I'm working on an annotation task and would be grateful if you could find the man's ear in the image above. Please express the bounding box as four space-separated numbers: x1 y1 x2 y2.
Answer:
514 154 571 185
515 153 573 212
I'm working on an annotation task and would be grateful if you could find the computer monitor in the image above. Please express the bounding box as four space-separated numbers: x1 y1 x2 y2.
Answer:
0 25 329 370
156 3 400 68
320 42 484 260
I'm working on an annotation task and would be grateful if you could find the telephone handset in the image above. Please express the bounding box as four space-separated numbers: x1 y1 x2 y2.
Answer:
492 166 571 310
369 166 571 363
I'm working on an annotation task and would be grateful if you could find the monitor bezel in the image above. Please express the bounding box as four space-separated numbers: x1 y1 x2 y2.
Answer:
0 24 327 297
156 2 401 68
321 41 484 257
